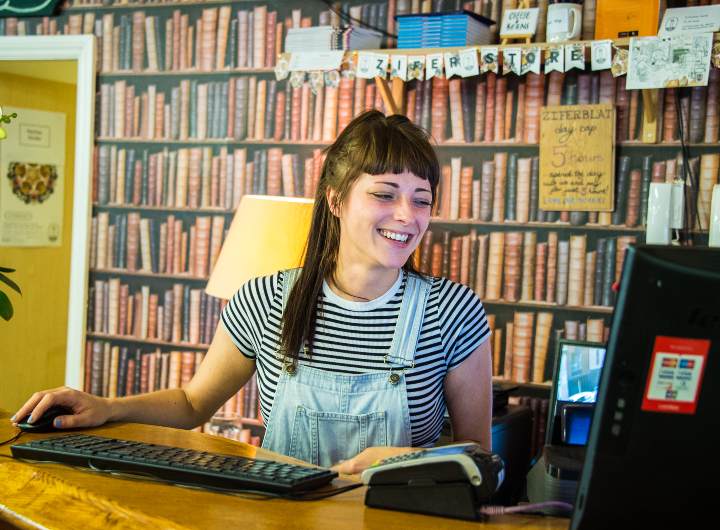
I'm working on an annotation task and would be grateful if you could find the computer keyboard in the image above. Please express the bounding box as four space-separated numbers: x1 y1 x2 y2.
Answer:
11 434 337 494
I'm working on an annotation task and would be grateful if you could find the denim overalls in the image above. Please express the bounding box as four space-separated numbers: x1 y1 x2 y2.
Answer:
261 268 432 467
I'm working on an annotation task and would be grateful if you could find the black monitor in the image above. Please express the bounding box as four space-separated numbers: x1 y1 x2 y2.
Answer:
547 340 607 447
570 245 720 529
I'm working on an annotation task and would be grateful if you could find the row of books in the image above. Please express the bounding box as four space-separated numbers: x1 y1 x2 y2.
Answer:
93 145 325 207
418 70 720 145
1 6 284 71
517 395 549 460
97 76 371 143
96 68 720 148
90 212 226 277
420 230 637 310
487 310 609 384
84 339 262 435
435 153 665 229
88 279 224 346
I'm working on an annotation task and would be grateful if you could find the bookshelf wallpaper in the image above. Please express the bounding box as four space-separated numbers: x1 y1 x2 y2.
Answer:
2 0 718 450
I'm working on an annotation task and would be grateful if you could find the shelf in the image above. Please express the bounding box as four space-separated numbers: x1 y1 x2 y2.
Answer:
99 67 275 77
87 332 210 349
94 137 330 146
430 218 645 233
492 376 551 390
482 299 614 314
94 136 720 151
67 0 263 11
91 268 209 282
93 203 234 214
618 141 720 149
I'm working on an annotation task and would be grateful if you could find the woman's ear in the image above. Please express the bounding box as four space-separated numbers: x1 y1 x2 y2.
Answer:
326 187 340 217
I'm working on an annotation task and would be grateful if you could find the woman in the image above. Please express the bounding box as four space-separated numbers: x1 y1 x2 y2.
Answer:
13 111 493 474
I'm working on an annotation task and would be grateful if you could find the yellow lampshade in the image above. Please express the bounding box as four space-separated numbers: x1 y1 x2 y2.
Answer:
205 195 314 300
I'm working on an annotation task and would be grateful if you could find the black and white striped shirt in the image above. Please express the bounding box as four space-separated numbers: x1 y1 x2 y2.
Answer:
221 270 490 447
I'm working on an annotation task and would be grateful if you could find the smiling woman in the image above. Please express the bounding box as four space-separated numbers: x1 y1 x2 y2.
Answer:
15 111 493 476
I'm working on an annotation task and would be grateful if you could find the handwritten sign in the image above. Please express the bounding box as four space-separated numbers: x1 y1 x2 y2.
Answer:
500 8 539 38
539 104 615 211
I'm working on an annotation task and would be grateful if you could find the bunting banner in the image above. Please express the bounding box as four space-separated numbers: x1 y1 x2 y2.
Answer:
611 46 628 77
444 52 464 78
565 43 586 71
480 47 499 73
459 48 480 77
324 69 340 88
356 52 389 79
591 40 613 71
407 55 425 80
503 47 523 75
289 70 306 88
545 45 564 73
390 54 408 80
426 53 444 79
522 47 542 75
308 70 325 94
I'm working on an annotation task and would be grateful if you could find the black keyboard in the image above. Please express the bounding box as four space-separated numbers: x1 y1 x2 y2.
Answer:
11 434 337 494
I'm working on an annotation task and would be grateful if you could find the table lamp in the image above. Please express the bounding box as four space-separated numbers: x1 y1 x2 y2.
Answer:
205 195 314 300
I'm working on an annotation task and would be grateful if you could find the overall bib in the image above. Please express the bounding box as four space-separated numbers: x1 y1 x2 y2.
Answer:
261 269 431 468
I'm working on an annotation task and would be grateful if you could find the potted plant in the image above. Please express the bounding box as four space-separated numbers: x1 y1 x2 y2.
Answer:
0 267 21 321
0 106 21 320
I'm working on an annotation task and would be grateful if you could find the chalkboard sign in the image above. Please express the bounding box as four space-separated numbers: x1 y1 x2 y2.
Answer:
0 0 61 18
539 104 615 211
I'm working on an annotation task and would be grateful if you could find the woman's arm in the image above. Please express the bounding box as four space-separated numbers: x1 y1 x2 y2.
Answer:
444 339 493 450
13 324 255 430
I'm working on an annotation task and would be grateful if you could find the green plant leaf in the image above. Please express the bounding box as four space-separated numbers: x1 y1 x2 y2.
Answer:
0 272 21 294
0 291 13 321
0 266 15 272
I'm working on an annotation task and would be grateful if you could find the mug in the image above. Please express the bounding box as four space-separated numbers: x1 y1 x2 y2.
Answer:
546 3 582 42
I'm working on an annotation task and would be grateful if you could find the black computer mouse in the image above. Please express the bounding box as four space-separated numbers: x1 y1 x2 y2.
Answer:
16 405 74 433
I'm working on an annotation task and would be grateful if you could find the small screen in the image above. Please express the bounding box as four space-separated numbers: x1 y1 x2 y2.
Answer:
424 445 469 456
556 344 606 404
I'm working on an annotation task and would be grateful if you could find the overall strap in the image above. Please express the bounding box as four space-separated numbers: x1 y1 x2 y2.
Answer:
386 272 432 367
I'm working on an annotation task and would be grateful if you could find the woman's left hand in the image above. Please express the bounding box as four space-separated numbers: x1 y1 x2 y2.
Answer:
331 446 421 475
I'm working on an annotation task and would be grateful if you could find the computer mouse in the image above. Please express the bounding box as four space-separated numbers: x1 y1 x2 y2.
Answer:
16 405 74 433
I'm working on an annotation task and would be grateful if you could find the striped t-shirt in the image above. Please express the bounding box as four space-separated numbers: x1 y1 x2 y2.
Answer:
221 269 490 447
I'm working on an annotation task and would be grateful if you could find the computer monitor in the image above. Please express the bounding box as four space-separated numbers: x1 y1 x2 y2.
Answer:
547 340 607 447
570 245 720 529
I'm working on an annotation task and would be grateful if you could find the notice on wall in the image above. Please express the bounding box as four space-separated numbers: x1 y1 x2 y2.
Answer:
0 107 66 247
626 34 712 90
539 104 615 211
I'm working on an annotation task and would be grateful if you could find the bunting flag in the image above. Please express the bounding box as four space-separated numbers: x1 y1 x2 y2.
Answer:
426 53 444 79
459 48 480 77
356 52 389 79
503 47 523 75
522 47 541 75
565 43 586 71
545 45 564 73
324 69 340 88
390 54 408 80
289 70 306 88
444 52 464 78
407 55 425 80
480 47 499 73
308 71 325 94
274 55 290 80
591 40 613 71
611 46 628 77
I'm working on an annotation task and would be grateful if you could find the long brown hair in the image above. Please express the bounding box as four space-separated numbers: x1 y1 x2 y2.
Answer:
280 110 440 362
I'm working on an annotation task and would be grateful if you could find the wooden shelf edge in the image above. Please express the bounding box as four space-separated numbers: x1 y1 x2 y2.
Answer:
86 332 210 350
90 268 209 281
482 299 614 314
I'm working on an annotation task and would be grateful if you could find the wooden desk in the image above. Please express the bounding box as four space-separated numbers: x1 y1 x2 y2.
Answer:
0 413 569 529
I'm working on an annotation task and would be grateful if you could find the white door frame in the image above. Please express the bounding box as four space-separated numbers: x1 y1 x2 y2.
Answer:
0 35 96 389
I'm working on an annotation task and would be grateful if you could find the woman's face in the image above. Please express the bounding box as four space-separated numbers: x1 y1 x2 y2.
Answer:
332 170 433 272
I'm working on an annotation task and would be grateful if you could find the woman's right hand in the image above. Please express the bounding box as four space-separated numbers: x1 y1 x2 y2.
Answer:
11 386 112 430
